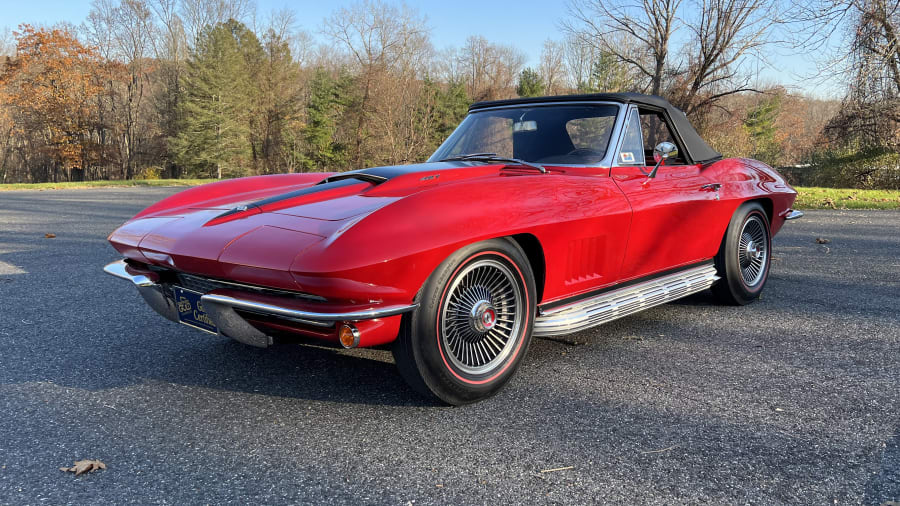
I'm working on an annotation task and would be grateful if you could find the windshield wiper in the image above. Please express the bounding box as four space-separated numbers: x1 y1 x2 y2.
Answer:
440 153 547 174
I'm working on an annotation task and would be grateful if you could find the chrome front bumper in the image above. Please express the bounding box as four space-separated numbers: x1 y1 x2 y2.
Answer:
784 209 804 220
103 260 418 348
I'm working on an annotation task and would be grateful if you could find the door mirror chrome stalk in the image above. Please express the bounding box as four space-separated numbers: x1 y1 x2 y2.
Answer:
643 142 678 179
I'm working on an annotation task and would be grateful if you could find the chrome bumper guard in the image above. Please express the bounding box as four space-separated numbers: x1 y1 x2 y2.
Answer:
784 209 804 220
104 260 418 348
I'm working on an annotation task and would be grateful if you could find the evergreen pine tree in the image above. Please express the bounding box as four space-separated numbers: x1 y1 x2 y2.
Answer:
171 19 261 178
516 68 545 97
301 69 350 172
420 79 470 149
744 95 782 166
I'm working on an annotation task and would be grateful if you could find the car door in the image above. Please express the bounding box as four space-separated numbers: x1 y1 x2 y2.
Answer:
610 106 723 282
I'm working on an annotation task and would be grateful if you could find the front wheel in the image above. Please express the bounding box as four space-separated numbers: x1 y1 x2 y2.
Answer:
712 202 772 305
392 238 536 405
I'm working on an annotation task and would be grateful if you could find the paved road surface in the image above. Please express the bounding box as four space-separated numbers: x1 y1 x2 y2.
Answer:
0 188 898 504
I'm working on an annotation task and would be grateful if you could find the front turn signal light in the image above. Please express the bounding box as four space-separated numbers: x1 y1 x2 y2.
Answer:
339 324 360 348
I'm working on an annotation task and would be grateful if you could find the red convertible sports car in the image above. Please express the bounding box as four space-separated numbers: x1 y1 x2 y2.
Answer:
105 92 802 404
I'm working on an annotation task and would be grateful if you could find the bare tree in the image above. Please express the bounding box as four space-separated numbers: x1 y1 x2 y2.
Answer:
563 0 680 96
179 0 253 45
788 0 875 85
433 46 464 84
114 0 157 178
563 31 637 92
563 0 781 119
289 29 315 68
252 14 305 174
146 0 188 176
794 1 900 149
539 39 568 94
82 0 159 179
674 0 781 117
859 1 900 94
0 26 14 57
563 33 597 91
0 27 13 183
83 0 118 60
148 0 187 62
456 35 526 100
323 0 431 167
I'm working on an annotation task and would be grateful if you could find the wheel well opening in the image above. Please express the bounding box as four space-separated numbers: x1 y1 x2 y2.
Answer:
748 197 774 223
510 233 546 303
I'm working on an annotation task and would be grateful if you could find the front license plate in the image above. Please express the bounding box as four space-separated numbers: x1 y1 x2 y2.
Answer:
173 286 218 334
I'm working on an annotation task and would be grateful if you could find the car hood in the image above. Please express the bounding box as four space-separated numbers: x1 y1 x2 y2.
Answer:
107 161 508 289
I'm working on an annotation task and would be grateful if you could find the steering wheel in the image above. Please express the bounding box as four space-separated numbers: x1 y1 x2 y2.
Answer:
567 148 604 157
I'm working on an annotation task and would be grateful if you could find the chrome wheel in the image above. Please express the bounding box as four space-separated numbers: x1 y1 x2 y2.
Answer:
738 215 768 287
441 258 524 376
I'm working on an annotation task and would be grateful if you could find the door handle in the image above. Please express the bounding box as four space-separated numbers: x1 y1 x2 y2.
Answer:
700 183 722 191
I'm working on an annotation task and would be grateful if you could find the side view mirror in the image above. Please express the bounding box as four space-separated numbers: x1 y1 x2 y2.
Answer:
647 142 678 178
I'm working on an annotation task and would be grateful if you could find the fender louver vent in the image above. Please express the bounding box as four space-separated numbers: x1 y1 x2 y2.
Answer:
564 237 605 286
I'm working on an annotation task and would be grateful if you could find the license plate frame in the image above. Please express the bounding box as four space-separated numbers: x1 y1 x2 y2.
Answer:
173 286 219 334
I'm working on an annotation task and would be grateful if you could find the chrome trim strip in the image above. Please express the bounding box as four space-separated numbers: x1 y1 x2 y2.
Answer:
200 294 418 324
463 101 627 169
103 259 156 287
784 209 804 220
533 264 720 337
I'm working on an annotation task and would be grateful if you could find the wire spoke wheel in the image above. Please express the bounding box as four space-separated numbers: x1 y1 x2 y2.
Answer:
440 258 524 376
737 214 768 287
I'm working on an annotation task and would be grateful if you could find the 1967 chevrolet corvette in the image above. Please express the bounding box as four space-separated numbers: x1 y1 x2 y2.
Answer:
105 92 802 404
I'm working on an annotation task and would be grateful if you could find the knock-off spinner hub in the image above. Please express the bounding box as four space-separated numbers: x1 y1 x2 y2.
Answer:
746 240 762 260
470 300 497 333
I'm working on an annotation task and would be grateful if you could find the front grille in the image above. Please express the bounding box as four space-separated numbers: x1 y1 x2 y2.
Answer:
177 273 234 294
138 263 326 302
173 273 326 302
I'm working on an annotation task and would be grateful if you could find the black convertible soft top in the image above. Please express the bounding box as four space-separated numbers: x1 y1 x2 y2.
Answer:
469 92 723 165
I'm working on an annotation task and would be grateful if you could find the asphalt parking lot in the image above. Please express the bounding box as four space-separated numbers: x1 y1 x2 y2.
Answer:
0 187 898 504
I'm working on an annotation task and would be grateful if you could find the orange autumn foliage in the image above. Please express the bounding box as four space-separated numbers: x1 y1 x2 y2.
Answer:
0 25 107 171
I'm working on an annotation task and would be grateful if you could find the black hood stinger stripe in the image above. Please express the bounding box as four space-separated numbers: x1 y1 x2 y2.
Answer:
208 177 363 224
206 161 479 226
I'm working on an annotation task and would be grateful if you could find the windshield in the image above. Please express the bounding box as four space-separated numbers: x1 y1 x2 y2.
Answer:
429 104 620 165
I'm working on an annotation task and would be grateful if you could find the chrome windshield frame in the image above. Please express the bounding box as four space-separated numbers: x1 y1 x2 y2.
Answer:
429 101 627 169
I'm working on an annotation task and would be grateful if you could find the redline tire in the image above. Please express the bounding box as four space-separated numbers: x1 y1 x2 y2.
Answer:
392 238 536 405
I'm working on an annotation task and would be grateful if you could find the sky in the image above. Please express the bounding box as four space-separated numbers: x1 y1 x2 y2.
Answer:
0 0 843 98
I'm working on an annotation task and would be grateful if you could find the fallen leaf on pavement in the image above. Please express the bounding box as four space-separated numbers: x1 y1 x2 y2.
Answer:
60 459 106 476
44 233 56 238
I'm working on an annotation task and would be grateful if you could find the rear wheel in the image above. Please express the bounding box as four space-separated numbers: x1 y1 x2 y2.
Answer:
392 238 536 405
712 202 772 305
